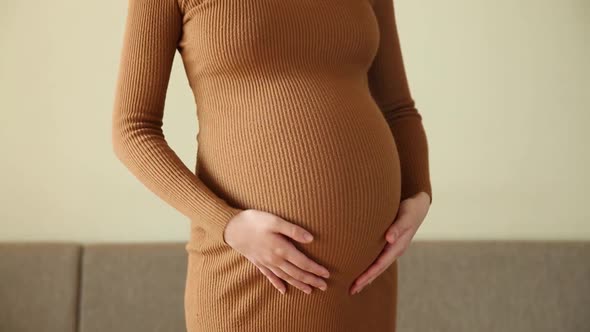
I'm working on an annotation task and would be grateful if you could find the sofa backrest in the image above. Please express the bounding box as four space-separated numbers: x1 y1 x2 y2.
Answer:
1 241 589 332
396 241 590 332
0 242 81 332
77 244 187 332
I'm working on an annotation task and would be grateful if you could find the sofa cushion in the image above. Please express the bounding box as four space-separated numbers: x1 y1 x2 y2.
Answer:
78 243 187 332
0 242 81 332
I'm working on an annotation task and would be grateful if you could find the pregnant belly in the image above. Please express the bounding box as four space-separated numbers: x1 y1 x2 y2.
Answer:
187 104 402 328
195 100 403 289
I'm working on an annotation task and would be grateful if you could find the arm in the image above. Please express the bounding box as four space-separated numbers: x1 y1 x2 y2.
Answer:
111 0 243 243
367 0 433 204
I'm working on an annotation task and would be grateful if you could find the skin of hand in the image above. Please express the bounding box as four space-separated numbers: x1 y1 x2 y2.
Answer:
349 191 431 295
223 209 331 295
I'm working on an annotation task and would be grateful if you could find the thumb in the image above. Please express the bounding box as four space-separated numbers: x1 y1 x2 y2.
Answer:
272 218 314 244
386 214 410 244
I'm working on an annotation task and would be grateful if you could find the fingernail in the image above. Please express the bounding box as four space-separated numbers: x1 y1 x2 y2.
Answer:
279 287 286 295
304 233 313 241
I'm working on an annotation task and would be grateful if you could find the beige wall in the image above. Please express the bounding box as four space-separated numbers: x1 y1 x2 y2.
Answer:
1 0 588 243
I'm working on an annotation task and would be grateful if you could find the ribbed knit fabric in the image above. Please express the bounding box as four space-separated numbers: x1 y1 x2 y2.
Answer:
111 0 432 330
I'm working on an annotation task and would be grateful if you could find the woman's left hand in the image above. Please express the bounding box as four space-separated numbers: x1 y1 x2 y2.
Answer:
349 191 431 295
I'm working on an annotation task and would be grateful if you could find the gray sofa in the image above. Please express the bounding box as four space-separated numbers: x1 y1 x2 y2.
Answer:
1 241 588 332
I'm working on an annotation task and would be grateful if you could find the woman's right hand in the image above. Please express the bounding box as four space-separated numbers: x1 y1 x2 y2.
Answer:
223 209 330 295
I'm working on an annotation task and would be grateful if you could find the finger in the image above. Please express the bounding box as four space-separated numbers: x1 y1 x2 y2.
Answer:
354 230 414 294
351 244 397 293
280 242 330 278
352 262 389 295
385 216 412 243
272 219 314 244
276 259 327 291
254 261 286 295
267 263 313 294
387 227 413 259
354 228 413 292
353 264 386 295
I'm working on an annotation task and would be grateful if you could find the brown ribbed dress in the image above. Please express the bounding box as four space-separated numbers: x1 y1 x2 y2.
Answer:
111 0 432 330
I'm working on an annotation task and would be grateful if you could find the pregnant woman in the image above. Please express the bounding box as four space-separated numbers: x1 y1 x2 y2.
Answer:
111 0 432 330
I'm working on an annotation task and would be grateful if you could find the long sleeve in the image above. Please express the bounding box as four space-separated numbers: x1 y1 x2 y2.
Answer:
111 0 244 244
367 0 433 204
